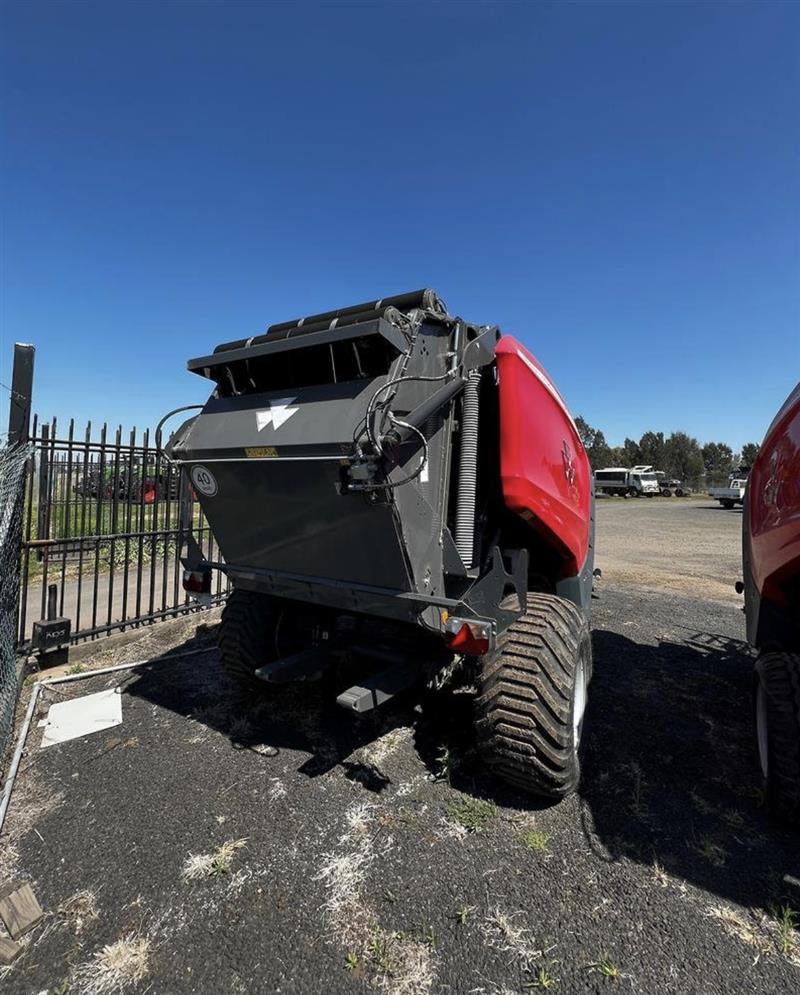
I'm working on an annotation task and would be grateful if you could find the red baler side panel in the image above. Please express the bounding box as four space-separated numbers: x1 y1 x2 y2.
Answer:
496 336 591 576
747 382 800 604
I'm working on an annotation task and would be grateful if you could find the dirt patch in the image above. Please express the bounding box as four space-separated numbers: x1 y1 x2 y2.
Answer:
595 499 742 604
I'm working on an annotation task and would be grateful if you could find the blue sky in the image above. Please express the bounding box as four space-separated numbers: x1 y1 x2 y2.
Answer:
1 0 798 450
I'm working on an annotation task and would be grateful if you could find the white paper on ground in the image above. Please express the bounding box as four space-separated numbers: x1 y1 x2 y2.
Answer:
39 688 123 748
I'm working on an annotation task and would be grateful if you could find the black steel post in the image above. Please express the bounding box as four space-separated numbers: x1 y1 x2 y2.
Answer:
47 584 57 621
7 344 35 447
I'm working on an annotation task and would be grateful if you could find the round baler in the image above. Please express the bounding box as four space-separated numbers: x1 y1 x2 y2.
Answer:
167 290 595 799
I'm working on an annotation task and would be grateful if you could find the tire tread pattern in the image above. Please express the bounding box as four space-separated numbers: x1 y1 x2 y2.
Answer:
218 588 276 692
476 592 591 799
756 651 800 826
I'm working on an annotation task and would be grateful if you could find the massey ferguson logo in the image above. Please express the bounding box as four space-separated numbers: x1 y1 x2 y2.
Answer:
562 440 577 488
256 397 299 431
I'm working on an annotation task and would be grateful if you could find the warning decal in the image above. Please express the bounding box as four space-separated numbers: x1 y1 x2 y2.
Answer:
245 447 278 458
190 465 218 497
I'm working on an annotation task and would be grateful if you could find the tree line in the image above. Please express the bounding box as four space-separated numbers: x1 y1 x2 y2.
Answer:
575 416 760 487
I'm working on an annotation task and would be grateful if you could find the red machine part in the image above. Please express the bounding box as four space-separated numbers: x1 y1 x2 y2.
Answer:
747 382 800 606
496 336 592 578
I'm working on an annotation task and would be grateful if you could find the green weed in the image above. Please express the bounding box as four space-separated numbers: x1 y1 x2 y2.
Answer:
447 796 496 832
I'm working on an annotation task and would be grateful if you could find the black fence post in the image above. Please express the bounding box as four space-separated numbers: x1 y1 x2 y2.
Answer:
7 343 35 447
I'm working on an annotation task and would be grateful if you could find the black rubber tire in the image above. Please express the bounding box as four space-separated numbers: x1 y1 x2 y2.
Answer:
675 488 684 497
218 587 280 693
754 652 800 827
476 593 592 800
721 499 734 509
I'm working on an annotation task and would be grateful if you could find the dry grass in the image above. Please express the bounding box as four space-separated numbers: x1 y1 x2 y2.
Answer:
704 902 800 965
182 838 248 880
705 904 771 958
651 860 669 887
377 935 434 995
57 889 100 933
0 769 65 881
361 727 411 768
316 801 434 995
72 934 150 995
768 905 800 964
316 848 374 945
482 907 547 970
435 817 469 842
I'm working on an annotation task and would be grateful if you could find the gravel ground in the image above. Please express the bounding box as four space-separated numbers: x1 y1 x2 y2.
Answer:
595 497 743 603
1 504 798 995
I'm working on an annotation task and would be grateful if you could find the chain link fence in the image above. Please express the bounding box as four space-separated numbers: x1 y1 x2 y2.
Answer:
0 443 32 754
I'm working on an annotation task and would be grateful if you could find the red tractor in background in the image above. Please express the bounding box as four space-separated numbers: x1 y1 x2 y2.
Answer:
742 382 800 826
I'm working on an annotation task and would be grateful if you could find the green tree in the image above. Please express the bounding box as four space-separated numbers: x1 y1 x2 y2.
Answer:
702 441 735 484
574 415 596 452
637 431 666 470
665 432 704 486
740 442 760 466
621 437 642 467
574 415 613 469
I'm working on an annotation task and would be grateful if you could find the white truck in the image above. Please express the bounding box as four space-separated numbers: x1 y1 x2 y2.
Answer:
594 465 661 497
708 471 748 509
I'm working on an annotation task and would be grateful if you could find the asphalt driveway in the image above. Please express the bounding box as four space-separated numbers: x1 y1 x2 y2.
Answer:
1 577 798 995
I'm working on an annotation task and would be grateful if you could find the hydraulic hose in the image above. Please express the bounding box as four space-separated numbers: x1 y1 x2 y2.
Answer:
454 370 481 568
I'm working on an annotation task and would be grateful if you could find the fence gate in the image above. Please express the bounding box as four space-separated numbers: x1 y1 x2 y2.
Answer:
18 416 229 649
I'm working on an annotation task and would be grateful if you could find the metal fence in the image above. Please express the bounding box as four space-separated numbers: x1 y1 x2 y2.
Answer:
1 444 31 753
18 416 229 649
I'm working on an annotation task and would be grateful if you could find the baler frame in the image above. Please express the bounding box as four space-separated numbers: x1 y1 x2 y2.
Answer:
164 289 595 798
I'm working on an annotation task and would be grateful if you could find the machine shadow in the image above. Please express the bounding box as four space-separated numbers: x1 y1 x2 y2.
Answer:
578 626 797 911
124 617 797 910
122 621 533 806
123 623 424 793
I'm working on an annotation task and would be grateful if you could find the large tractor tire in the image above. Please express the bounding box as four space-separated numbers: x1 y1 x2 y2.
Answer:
754 652 800 827
218 587 281 693
476 593 591 799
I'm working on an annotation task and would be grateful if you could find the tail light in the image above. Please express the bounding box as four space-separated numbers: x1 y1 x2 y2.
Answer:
183 567 212 595
444 617 494 656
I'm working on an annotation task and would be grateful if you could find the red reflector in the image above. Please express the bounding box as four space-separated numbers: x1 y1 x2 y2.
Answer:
183 569 211 594
446 622 491 656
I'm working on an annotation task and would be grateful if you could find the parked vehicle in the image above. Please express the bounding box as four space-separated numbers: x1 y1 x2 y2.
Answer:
168 289 595 800
709 469 749 508
594 465 660 497
740 383 800 825
72 462 179 503
654 472 690 497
